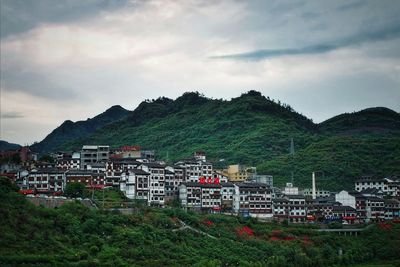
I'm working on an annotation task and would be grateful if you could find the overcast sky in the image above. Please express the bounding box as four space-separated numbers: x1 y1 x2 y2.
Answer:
1 0 399 145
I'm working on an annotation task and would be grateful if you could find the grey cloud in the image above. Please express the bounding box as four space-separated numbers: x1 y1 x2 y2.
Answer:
1 111 25 119
212 24 400 60
336 0 366 12
0 0 130 38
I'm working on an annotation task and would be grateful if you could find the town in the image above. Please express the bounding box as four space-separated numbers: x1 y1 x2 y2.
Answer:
1 145 399 225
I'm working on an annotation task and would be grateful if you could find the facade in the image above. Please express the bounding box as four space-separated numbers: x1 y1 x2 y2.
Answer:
365 196 385 222
140 163 166 206
335 190 356 209
80 145 110 169
120 169 150 201
234 182 273 219
287 195 307 223
283 183 299 195
331 206 357 224
384 199 400 220
303 188 330 198
220 183 235 211
223 164 253 182
27 168 66 193
355 177 399 197
273 198 289 221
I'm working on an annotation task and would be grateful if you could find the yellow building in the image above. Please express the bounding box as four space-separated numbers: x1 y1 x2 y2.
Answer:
220 164 254 182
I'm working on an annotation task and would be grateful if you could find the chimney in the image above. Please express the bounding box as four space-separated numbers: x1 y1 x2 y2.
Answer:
312 172 316 199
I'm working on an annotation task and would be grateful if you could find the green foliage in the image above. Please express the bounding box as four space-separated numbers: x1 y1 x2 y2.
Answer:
33 91 400 190
63 183 86 198
1 189 400 266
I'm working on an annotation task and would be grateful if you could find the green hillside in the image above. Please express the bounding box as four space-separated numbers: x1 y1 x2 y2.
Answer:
1 177 400 266
36 91 400 190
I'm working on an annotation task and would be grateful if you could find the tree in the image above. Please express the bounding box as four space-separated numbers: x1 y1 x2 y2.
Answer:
64 183 86 198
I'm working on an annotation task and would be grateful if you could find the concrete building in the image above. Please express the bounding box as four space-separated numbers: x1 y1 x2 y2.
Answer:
303 188 330 198
222 164 253 182
283 183 299 195
287 195 307 223
140 163 166 206
234 182 273 219
120 168 150 201
81 145 110 169
27 168 66 193
355 177 399 197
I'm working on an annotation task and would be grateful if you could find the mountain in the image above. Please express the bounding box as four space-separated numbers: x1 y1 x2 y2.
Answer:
0 140 21 151
30 105 130 154
34 91 400 190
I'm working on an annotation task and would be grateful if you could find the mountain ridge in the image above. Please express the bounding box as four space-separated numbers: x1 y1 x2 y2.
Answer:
29 91 400 190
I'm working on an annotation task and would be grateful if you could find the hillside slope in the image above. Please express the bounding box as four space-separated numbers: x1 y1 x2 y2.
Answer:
1 177 399 266
30 105 130 154
0 140 21 151
35 91 400 190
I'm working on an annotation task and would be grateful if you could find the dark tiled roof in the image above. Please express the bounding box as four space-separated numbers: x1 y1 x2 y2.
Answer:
221 182 235 187
142 162 165 168
31 168 65 174
126 169 150 175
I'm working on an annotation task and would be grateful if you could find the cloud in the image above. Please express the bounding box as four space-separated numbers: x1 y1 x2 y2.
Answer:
212 25 400 60
0 0 130 38
1 111 25 119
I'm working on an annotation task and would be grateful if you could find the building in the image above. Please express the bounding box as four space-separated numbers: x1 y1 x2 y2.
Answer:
250 174 273 187
365 196 385 222
140 163 166 206
302 188 330 198
283 183 299 196
331 206 357 224
175 154 213 183
273 198 289 221
287 195 307 223
105 158 141 187
80 145 110 169
27 168 66 193
112 146 142 159
355 176 399 197
335 190 356 209
384 199 400 220
220 182 235 211
234 182 273 219
179 182 223 212
56 152 80 170
120 168 150 201
222 164 254 182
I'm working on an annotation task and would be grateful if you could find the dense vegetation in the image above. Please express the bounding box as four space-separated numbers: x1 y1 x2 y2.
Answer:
0 140 21 151
31 91 400 190
1 177 400 266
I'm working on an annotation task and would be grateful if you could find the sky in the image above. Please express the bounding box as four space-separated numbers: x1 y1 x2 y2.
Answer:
1 0 400 145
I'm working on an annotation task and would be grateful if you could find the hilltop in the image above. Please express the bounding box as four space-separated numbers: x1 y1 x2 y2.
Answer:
0 140 21 151
31 91 400 190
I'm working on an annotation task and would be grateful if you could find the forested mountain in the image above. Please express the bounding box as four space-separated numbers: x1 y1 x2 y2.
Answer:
32 91 400 190
30 105 130 154
0 140 21 151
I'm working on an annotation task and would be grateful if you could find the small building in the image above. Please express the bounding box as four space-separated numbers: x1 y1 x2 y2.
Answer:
234 182 273 219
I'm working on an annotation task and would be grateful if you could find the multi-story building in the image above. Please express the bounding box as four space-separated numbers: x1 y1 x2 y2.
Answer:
355 177 399 197
27 168 66 193
287 195 307 223
220 183 235 211
365 196 385 222
120 169 150 201
221 164 253 182
331 206 357 224
273 198 289 221
283 183 299 196
112 146 142 159
105 158 141 187
140 163 166 206
80 145 110 169
233 182 273 219
179 182 225 212
384 199 400 220
175 154 213 183
302 188 330 198
335 190 356 209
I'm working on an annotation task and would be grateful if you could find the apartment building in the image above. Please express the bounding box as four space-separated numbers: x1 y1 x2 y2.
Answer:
287 195 307 223
140 163 166 206
120 168 150 201
27 168 66 193
355 177 399 197
234 182 273 219
80 145 110 169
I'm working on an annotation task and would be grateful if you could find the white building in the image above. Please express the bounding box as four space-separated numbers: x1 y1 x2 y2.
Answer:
234 182 273 219
283 183 299 195
335 190 356 209
120 169 150 201
140 163 166 206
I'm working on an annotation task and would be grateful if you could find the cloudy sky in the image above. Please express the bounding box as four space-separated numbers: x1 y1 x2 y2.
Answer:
1 0 399 145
